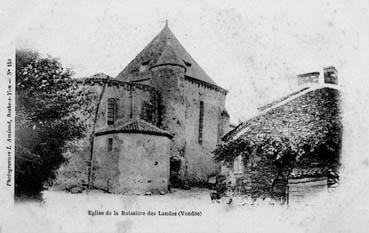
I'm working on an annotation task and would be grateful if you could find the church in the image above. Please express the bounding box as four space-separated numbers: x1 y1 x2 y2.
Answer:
57 22 230 194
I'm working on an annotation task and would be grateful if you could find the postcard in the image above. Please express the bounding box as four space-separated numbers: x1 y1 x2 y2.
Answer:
1 1 369 233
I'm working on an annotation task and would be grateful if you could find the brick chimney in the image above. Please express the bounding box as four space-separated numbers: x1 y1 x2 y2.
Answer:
297 66 338 86
323 66 338 85
297 71 320 86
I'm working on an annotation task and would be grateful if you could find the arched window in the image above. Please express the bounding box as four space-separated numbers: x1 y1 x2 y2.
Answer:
107 98 116 125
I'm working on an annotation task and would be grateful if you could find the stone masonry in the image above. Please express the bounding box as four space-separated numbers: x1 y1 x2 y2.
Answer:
56 23 229 193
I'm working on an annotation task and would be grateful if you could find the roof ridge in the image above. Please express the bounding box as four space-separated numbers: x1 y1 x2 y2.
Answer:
257 87 310 112
256 84 341 117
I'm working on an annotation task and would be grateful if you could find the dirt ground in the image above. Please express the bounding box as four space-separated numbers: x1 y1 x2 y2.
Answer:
4 173 369 233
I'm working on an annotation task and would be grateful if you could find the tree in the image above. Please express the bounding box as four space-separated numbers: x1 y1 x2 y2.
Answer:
15 49 90 198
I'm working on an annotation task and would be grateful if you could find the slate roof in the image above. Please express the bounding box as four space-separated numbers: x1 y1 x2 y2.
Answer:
95 118 173 139
116 23 218 86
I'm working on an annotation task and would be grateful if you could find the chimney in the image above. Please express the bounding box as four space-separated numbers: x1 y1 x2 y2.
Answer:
323 66 338 85
297 66 338 86
297 71 320 86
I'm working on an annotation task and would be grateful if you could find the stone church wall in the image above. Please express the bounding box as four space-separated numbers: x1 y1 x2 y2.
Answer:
150 64 229 185
181 79 228 184
150 65 188 184
94 82 160 130
56 80 161 190
93 133 170 194
56 67 228 190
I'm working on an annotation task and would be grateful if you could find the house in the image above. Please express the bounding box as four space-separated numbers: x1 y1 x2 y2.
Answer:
57 22 230 194
217 66 342 202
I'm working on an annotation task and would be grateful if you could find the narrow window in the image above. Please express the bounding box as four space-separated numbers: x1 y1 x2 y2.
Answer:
217 118 224 145
141 101 153 123
198 101 204 145
107 138 113 152
107 98 116 125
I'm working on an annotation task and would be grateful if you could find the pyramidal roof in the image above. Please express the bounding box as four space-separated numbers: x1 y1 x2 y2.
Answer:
116 22 218 86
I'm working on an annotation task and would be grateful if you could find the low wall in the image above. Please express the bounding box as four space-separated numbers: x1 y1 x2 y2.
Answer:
288 177 328 205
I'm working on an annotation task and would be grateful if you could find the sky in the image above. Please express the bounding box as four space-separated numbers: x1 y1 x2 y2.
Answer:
3 0 368 123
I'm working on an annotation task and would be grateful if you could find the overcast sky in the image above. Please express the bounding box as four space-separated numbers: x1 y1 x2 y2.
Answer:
2 0 369 123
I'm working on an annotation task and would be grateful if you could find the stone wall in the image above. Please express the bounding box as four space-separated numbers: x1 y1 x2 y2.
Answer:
94 82 160 130
56 79 161 190
224 152 288 200
220 87 341 201
182 78 228 184
150 64 229 185
150 65 188 185
57 67 229 190
93 133 170 194
287 177 328 205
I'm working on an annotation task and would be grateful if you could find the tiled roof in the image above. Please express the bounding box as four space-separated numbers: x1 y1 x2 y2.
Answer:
116 23 218 87
222 87 313 142
222 85 341 142
95 118 173 139
257 87 309 112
